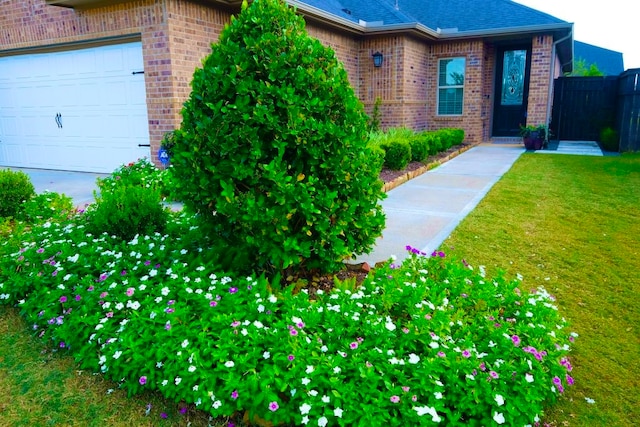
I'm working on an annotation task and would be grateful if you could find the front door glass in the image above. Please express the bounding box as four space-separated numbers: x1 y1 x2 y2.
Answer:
501 50 527 106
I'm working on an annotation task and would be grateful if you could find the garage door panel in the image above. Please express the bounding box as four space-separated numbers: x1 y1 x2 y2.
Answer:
0 41 150 173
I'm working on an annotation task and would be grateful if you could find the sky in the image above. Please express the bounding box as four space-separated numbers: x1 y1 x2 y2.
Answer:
514 0 639 70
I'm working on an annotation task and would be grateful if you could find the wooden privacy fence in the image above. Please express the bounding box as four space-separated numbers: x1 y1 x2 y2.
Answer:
551 69 640 151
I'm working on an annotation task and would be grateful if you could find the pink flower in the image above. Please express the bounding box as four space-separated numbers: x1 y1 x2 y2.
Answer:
100 292 108 298
210 301 218 307
139 376 147 385
290 328 299 336
59 296 67 303
437 351 446 357
126 287 135 296
268 401 279 412
462 350 471 358
350 342 358 349
566 374 574 386
288 354 295 361
231 390 239 400
390 395 400 403
402 386 410 392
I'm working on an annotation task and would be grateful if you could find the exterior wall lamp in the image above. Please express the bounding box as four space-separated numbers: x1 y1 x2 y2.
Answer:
372 51 384 68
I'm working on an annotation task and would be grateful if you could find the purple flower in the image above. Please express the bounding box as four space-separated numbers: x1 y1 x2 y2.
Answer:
87 286 94 292
160 413 168 419
52 271 58 277
462 350 471 358
231 321 240 328
167 300 175 305
268 401 279 412
59 296 67 303
165 308 175 314
165 322 171 330
566 374 574 386
37 248 44 253
489 371 499 379
437 351 446 358
229 287 238 294
552 376 562 386
121 270 127 276
231 390 238 400
59 341 66 348
288 354 295 361
75 295 81 301
390 395 400 403
210 301 218 307
350 342 358 349
139 376 147 385
290 328 299 336
511 335 521 346
144 260 151 266
179 407 187 415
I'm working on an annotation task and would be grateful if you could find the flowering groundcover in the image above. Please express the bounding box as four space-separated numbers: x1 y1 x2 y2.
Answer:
0 214 575 426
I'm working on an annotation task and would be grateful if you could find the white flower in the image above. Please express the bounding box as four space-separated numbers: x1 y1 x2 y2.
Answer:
67 254 79 263
156 361 163 368
129 301 140 310
385 321 396 331
585 397 596 404
301 416 309 425
175 376 182 385
161 379 168 386
413 406 441 422
525 374 534 383
181 339 189 348
320 345 328 352
257 304 265 313
241 329 248 336
309 390 318 396
113 351 122 359
193 384 199 391
301 377 311 385
161 287 170 296
434 392 443 399
99 355 106 365
300 403 312 415
188 365 196 372
212 400 222 409
333 366 341 374
495 394 505 406
318 416 328 427
306 365 314 374
225 361 235 368
268 295 277 303
263 351 271 359
334 407 343 418
429 341 439 349
408 353 420 364
493 412 505 424
321 395 330 403
253 321 264 329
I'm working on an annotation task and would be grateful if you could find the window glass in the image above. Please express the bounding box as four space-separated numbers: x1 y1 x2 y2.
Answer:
438 58 465 115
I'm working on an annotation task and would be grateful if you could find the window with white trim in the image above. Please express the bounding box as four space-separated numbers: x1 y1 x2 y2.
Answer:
437 57 466 115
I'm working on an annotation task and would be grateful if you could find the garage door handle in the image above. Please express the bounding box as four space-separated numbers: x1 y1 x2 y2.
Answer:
55 113 62 129
132 71 144 75
138 144 151 147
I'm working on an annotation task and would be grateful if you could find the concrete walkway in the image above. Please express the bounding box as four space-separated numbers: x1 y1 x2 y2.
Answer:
355 144 525 265
536 140 603 156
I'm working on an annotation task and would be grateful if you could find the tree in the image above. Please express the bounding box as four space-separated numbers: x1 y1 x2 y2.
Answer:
568 58 604 76
168 0 385 274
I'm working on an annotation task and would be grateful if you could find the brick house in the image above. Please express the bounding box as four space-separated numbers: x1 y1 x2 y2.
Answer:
0 0 573 173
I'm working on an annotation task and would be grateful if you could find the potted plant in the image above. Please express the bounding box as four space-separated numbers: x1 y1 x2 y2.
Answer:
519 124 547 150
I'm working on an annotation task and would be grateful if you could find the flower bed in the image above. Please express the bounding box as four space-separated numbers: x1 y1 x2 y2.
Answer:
0 211 576 426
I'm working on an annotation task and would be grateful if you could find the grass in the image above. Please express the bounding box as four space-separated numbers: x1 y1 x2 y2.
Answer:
441 153 640 426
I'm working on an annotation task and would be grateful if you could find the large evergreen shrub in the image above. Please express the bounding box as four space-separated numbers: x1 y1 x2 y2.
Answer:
168 0 385 273
0 169 35 218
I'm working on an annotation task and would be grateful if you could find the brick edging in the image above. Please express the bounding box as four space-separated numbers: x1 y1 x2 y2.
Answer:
381 143 479 192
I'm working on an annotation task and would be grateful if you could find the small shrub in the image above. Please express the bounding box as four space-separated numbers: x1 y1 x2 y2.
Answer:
408 134 429 162
599 127 619 152
97 158 167 198
19 191 74 224
85 185 168 241
381 138 412 170
427 133 443 155
0 169 35 218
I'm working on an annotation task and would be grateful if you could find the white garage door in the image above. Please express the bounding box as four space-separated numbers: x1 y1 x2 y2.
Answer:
0 41 150 173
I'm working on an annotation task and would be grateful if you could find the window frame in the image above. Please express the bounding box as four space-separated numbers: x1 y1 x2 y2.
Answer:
436 57 466 116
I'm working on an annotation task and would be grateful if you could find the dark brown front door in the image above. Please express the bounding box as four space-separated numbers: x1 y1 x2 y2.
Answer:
492 45 532 136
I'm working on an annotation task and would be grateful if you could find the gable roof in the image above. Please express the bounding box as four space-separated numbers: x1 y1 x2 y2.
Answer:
574 41 624 76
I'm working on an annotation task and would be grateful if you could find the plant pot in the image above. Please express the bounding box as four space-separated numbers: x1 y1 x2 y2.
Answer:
523 136 544 150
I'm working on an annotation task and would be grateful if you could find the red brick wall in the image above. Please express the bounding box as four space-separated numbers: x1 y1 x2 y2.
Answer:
527 35 554 127
306 24 360 92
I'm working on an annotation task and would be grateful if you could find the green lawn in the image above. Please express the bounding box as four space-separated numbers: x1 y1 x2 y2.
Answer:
442 153 640 427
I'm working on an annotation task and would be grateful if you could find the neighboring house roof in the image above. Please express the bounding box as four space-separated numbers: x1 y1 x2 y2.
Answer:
574 41 624 76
